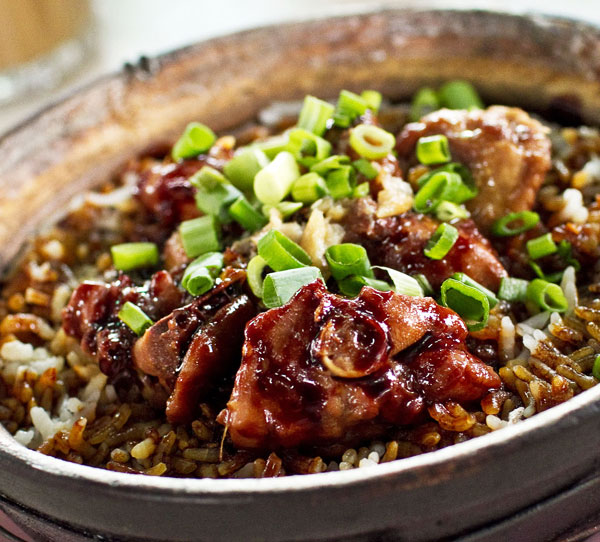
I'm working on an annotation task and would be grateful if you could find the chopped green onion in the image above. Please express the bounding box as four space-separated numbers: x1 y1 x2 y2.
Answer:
262 201 303 219
338 275 392 297
111 243 159 271
181 251 224 296
361 90 382 112
410 87 440 121
414 171 460 213
254 151 300 205
228 196 267 231
310 155 351 176
325 244 373 281
438 80 484 110
527 233 558 260
253 134 289 159
352 158 378 180
353 182 370 198
556 240 581 271
413 274 434 296
529 261 564 284
190 166 242 222
526 279 568 313
372 266 423 297
257 230 312 271
592 354 600 381
498 277 529 303
349 124 396 160
333 90 368 128
424 223 459 260
435 201 469 222
417 163 477 202
118 302 153 336
171 122 216 161
223 148 269 192
247 255 268 298
326 166 355 199
291 172 328 203
286 128 332 168
262 267 323 308
450 272 498 309
297 95 334 136
491 211 540 237
416 135 451 165
440 278 490 331
179 216 220 258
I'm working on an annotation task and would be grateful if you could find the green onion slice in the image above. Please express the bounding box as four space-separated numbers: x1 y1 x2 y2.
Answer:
297 95 334 136
353 182 370 198
450 272 498 309
526 279 568 313
171 122 216 161
253 151 300 205
424 223 459 260
417 163 477 200
310 155 351 177
440 278 490 331
326 166 355 199
253 134 289 160
181 252 224 295
435 201 469 222
262 201 303 219
592 354 600 381
325 244 373 281
416 135 451 165
413 274 434 296
349 124 396 160
491 211 540 237
361 90 382 112
190 166 242 222
527 233 558 260
257 230 312 271
410 87 440 121
228 196 267 232
438 80 484 110
111 242 159 272
372 267 423 297
333 90 368 128
223 148 269 192
118 302 154 336
352 158 378 180
286 128 332 168
338 275 392 297
262 267 323 308
291 172 328 203
247 255 268 299
498 277 529 303
179 216 221 258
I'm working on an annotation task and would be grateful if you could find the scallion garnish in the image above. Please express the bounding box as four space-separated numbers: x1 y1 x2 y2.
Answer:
498 277 529 303
297 95 334 136
438 80 483 110
262 267 323 308
286 128 332 168
262 201 303 219
592 355 600 381
247 255 268 298
417 163 477 202
326 165 355 199
424 223 459 260
223 148 269 192
291 172 328 203
310 155 351 176
527 233 558 260
361 90 382 113
450 272 498 309
254 151 300 205
353 182 370 198
440 278 490 331
337 275 392 297
435 201 469 222
111 242 159 272
190 166 242 222
416 135 451 165
253 134 289 159
325 244 373 281
118 302 153 336
257 230 312 271
181 252 224 296
333 90 368 128
352 158 378 180
228 196 267 231
491 211 540 237
171 122 216 161
413 274 434 296
410 87 440 121
526 279 568 313
349 124 396 160
413 171 460 213
179 216 220 258
372 266 423 297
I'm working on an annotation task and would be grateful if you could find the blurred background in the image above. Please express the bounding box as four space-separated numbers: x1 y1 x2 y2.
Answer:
0 0 597 134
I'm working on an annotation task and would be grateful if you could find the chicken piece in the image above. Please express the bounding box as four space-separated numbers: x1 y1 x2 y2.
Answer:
343 198 507 290
220 281 500 451
396 106 552 230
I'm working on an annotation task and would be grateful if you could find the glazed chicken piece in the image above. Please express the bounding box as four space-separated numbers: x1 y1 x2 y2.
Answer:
343 198 507 290
396 106 552 230
220 281 500 451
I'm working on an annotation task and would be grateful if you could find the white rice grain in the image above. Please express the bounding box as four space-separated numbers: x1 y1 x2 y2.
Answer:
499 316 516 361
555 188 588 224
561 266 578 315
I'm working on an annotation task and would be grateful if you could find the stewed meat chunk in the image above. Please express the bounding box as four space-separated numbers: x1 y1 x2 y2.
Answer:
396 106 552 230
343 198 507 290
220 281 500 451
